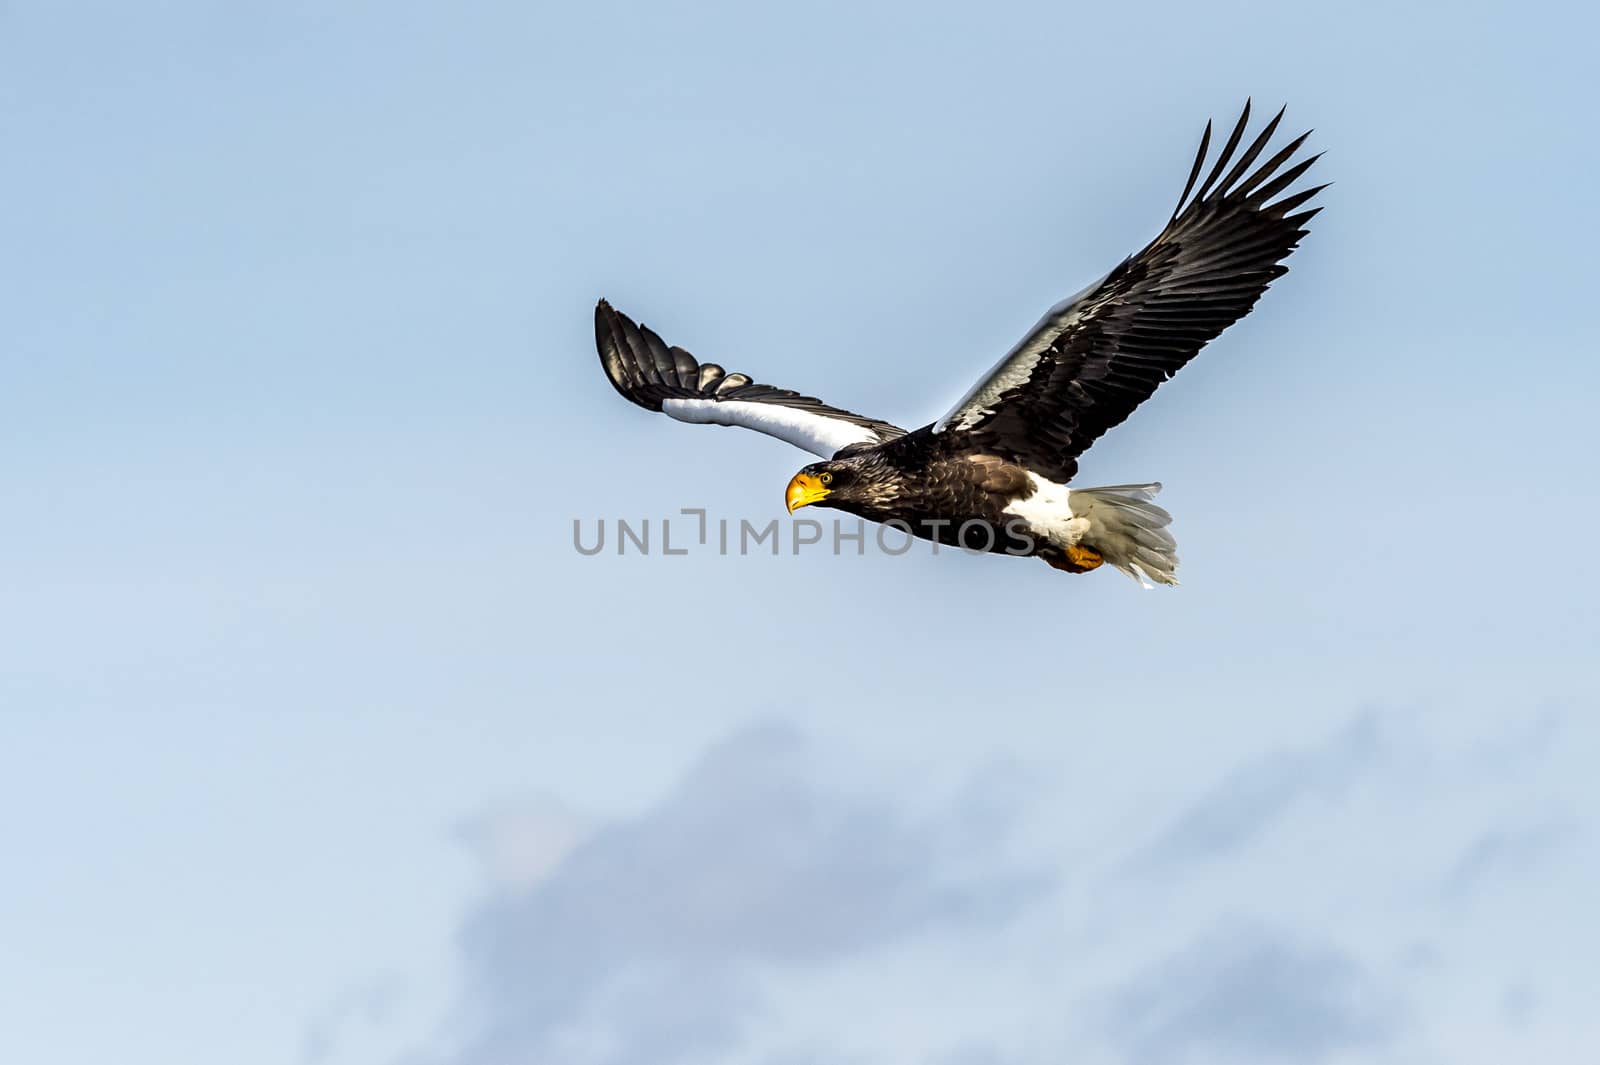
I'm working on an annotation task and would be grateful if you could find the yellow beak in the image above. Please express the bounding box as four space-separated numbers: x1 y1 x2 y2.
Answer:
786 472 830 513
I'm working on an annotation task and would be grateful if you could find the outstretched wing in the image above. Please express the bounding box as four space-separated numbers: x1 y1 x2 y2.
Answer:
936 102 1326 482
595 300 905 458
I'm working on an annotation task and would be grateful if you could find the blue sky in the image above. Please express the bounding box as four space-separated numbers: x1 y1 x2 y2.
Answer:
2 2 1597 1063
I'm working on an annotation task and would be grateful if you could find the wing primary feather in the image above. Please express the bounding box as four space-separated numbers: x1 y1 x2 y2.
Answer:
1172 119 1213 220
1193 99 1252 204
1214 104 1285 197
695 361 725 391
1283 206 1325 228
622 320 661 387
640 323 679 386
595 302 637 399
1263 182 1329 217
671 347 697 384
1235 131 1314 198
1248 152 1324 208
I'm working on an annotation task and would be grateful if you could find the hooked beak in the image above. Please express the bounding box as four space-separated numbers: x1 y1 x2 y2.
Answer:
786 472 830 513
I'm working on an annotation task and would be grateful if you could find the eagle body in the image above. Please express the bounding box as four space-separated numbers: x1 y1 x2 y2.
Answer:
591 102 1325 586
790 432 1173 575
797 431 1039 555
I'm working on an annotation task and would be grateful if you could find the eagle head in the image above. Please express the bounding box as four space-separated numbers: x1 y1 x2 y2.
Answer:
786 455 887 513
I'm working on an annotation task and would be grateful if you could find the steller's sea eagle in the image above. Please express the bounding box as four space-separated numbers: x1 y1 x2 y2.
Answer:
593 102 1324 586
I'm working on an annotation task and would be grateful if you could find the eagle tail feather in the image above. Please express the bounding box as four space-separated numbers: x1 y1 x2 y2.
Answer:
1068 484 1180 589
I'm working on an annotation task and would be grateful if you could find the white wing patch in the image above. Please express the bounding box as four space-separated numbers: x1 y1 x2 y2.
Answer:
1002 472 1090 548
935 273 1107 434
661 398 879 458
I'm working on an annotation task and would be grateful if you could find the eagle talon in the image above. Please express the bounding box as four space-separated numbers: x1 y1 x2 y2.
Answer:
1046 544 1104 573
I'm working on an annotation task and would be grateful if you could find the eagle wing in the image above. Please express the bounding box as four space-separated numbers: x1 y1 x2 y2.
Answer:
935 102 1326 482
595 300 906 458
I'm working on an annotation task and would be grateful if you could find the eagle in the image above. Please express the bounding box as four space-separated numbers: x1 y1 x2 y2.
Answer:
594 102 1323 586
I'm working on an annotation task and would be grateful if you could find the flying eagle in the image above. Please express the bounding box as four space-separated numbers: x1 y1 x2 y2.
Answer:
594 102 1323 585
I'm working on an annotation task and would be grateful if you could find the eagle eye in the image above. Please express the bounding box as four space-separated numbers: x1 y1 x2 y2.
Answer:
819 472 834 485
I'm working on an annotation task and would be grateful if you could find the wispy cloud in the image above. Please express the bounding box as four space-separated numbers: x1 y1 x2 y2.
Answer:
301 976 403 1065
1103 922 1400 1064
1126 714 1380 872
1441 818 1577 901
428 723 1044 1065
373 707 1596 1065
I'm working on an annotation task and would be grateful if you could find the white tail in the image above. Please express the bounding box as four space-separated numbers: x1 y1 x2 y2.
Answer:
1067 483 1180 588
